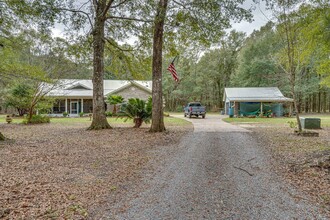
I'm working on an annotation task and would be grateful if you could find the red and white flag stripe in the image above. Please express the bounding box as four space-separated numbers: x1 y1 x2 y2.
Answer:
167 62 179 82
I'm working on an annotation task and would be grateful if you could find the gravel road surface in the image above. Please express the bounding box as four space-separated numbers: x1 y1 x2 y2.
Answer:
105 115 325 219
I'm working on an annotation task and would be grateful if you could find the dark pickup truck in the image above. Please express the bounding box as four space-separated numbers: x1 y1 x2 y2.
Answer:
184 102 206 118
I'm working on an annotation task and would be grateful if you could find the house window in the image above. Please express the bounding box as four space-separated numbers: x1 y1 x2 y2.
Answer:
53 100 65 113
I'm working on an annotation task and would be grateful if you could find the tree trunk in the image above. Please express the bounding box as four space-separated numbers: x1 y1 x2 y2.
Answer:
0 132 5 141
89 1 111 130
150 0 168 132
134 118 143 128
323 91 327 113
310 95 312 112
318 90 321 113
313 93 316 112
296 93 301 113
283 9 302 132
27 108 33 123
304 97 308 113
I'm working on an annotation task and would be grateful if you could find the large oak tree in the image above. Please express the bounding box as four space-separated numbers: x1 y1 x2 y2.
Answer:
54 0 152 130
149 0 252 132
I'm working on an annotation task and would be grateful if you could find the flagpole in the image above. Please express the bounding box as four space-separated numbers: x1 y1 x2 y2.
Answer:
171 55 178 64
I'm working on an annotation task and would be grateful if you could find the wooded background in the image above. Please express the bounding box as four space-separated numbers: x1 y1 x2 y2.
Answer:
1 1 329 115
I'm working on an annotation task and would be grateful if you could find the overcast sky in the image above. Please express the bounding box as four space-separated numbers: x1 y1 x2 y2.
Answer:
230 0 272 35
52 0 272 39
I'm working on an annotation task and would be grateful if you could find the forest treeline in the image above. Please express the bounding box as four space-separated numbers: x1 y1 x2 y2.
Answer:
163 3 330 113
1 1 329 115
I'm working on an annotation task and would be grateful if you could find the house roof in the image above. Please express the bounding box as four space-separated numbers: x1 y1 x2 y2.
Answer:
107 80 152 95
224 87 293 102
47 79 152 98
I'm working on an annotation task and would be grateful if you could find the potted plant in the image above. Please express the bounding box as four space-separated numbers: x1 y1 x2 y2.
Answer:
6 115 12 124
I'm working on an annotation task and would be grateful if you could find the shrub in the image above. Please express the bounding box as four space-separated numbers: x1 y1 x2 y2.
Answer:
0 132 5 141
79 112 84 117
287 121 297 128
163 112 170 117
63 112 69 117
120 97 152 128
23 115 50 124
105 111 113 117
118 102 127 113
107 95 124 115
176 105 184 112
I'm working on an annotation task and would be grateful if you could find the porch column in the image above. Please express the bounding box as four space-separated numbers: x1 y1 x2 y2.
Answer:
65 98 68 113
260 102 263 116
234 101 239 116
81 99 84 113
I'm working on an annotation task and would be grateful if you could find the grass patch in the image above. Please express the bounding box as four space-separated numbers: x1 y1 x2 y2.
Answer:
223 117 293 124
0 114 190 126
164 116 191 126
50 117 130 125
0 115 24 124
223 114 330 127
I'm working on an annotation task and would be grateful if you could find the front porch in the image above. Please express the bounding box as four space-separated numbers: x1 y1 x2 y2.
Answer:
51 98 93 117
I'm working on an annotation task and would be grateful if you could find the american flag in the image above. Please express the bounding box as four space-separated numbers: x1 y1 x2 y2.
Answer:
167 61 179 82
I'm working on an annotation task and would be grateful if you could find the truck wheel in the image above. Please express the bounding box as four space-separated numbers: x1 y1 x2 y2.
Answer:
202 115 205 119
196 115 199 118
184 113 186 117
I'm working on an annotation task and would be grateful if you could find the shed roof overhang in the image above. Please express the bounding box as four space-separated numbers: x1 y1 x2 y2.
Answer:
227 97 294 102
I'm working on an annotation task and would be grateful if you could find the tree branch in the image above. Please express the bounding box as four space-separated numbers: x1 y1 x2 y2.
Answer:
103 0 114 17
92 0 98 12
59 8 94 29
106 16 153 23
104 37 134 52
233 165 254 176
172 0 187 9
110 0 129 8
269 55 290 75
78 0 91 11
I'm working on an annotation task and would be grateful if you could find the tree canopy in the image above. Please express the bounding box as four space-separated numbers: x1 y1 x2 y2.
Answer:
0 0 329 134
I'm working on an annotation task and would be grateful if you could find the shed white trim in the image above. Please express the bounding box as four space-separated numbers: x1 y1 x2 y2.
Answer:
223 87 293 103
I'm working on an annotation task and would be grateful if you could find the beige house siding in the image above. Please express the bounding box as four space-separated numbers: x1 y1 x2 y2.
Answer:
114 85 151 100
106 85 151 112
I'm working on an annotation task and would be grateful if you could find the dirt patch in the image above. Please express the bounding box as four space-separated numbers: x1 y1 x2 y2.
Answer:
0 122 192 219
249 125 330 215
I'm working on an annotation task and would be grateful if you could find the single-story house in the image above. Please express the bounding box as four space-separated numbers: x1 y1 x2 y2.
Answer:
223 87 293 117
47 79 152 116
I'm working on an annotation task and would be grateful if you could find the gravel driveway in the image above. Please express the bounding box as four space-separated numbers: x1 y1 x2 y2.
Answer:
104 115 325 219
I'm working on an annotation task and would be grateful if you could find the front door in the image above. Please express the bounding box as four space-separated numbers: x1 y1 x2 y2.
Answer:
70 101 78 114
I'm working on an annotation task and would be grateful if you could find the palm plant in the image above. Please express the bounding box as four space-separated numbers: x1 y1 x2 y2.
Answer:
121 97 152 128
107 95 124 115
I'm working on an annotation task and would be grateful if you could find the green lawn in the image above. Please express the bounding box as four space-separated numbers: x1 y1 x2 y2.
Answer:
0 114 191 126
163 116 191 126
223 114 330 127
